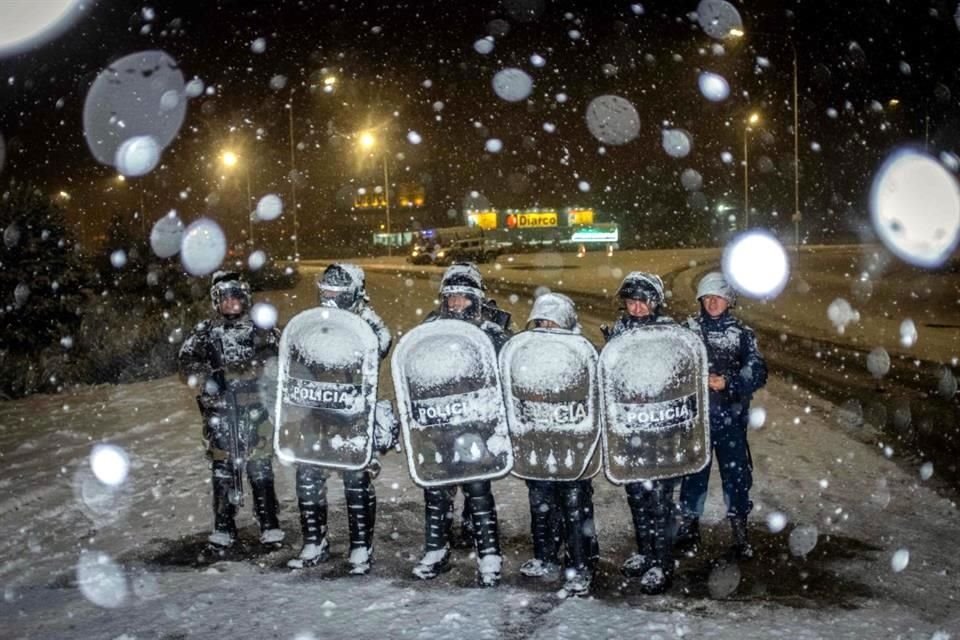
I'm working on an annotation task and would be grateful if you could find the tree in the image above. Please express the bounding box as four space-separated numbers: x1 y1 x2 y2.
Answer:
0 180 83 356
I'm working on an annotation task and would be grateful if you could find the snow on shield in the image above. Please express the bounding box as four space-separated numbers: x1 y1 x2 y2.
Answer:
392 320 512 488
273 308 379 471
499 331 601 481
598 324 710 484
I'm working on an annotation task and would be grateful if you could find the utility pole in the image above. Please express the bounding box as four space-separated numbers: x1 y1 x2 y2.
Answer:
792 46 802 256
383 153 391 257
287 89 299 261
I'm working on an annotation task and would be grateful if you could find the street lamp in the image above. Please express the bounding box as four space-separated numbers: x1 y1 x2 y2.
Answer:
220 149 254 246
743 111 761 230
730 29 803 252
359 131 392 256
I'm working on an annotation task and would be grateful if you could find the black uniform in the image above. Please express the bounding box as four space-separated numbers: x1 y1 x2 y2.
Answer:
412 263 511 587
178 272 282 547
605 271 678 595
288 263 396 574
517 292 599 597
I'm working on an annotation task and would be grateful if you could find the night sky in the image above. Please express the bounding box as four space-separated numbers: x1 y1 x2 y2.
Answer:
2 0 960 251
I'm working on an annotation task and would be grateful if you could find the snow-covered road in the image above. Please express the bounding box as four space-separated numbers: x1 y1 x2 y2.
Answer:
0 257 957 639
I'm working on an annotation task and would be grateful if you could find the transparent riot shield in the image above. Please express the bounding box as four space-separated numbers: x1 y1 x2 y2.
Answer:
499 330 601 481
598 324 710 484
392 319 512 488
274 307 379 471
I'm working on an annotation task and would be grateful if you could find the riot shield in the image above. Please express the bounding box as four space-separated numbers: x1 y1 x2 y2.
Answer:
273 307 379 471
392 319 512 488
499 330 602 481
598 324 710 484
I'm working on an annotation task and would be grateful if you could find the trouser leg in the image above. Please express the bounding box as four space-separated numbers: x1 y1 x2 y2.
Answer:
211 460 238 536
247 457 280 532
423 486 456 552
625 480 676 570
343 469 375 551
526 480 560 564
295 464 328 544
463 480 500 559
715 425 753 519
678 455 711 519
560 480 596 573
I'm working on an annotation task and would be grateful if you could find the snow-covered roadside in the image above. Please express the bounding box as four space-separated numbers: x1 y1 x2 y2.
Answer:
2 373 957 639
1 261 958 639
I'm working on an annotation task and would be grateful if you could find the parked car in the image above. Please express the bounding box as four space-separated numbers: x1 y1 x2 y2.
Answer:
408 243 437 265
435 237 501 265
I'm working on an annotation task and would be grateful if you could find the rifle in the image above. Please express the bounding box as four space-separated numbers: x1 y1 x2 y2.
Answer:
209 335 244 508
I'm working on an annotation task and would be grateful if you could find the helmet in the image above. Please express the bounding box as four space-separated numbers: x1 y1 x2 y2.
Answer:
210 270 251 317
316 263 366 311
439 262 485 320
616 271 664 309
527 292 579 332
696 271 736 306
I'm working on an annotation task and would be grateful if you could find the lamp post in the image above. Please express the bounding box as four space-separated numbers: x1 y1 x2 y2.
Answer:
743 111 760 231
791 47 802 254
359 131 392 256
731 29 803 251
287 89 299 261
221 150 254 246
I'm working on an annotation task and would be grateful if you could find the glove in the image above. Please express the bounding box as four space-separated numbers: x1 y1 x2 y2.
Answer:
366 457 382 480
373 399 401 454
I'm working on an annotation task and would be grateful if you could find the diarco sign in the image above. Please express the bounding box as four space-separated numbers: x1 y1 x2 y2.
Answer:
506 211 558 229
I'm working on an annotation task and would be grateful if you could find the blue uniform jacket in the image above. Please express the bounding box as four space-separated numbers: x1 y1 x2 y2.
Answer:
684 311 767 429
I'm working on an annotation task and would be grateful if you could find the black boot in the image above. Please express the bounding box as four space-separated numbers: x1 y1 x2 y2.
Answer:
465 481 501 588
520 481 560 577
345 470 375 575
674 516 701 554
729 516 754 559
414 486 454 580
248 459 284 544
209 461 238 547
288 465 328 568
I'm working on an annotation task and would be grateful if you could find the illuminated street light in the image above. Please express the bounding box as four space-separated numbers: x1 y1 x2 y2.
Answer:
357 130 392 256
220 148 254 246
359 132 376 150
728 28 745 38
743 111 762 230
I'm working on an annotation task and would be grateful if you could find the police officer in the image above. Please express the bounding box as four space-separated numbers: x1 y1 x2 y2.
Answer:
412 262 510 587
286 263 397 575
178 270 284 548
605 271 677 594
677 272 767 558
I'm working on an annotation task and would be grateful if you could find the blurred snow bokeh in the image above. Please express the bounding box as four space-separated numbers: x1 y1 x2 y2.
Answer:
870 150 960 268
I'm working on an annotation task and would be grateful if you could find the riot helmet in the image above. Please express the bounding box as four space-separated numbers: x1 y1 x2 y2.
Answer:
210 270 251 318
316 263 366 311
439 262 485 321
616 271 664 316
527 292 579 333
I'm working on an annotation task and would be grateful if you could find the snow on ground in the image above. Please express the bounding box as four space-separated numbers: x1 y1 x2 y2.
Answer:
1 249 958 639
